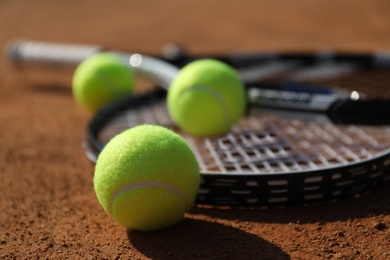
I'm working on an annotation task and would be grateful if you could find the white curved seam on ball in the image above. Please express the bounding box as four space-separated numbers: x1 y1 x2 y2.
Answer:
180 84 232 127
109 181 189 214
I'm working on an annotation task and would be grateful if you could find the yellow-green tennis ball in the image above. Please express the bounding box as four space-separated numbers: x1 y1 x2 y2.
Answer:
93 125 200 231
72 52 134 112
167 59 247 137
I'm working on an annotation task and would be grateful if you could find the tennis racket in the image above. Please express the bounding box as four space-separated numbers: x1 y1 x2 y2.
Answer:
6 40 390 206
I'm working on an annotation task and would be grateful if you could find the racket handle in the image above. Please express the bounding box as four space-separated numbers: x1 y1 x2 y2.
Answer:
5 40 104 69
5 40 179 89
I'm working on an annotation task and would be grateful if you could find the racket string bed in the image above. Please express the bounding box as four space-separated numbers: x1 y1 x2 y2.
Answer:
185 117 390 205
192 120 308 174
98 99 172 144
190 117 388 175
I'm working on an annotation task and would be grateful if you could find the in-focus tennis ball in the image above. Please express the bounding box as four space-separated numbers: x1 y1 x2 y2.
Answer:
167 59 247 137
72 52 134 112
93 125 200 231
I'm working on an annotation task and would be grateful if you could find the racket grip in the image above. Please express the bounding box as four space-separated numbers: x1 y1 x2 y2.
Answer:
5 40 179 89
5 40 104 69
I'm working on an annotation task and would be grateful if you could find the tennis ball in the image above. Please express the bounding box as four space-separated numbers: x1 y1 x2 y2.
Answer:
72 52 134 112
167 59 247 137
93 125 200 231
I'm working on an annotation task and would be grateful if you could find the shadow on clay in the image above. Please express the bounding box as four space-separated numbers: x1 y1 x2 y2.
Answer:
127 218 290 260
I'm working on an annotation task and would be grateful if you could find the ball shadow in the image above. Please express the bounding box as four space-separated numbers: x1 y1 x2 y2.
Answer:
191 184 390 225
127 218 290 260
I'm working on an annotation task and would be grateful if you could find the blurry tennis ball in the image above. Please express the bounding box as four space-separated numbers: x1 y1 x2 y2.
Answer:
72 52 134 112
93 125 200 231
167 59 246 137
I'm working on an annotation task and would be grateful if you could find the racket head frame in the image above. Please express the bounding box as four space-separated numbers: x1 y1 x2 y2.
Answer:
84 88 390 207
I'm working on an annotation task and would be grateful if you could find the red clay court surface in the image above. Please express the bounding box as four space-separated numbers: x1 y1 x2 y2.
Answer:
1 1 390 259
